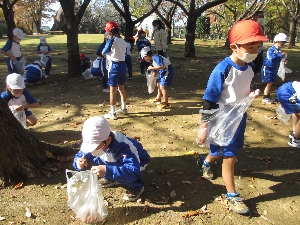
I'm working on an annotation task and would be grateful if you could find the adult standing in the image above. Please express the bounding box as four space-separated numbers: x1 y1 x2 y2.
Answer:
252 11 265 74
152 20 168 57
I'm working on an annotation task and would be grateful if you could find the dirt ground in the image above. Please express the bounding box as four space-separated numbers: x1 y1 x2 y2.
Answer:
0 38 300 225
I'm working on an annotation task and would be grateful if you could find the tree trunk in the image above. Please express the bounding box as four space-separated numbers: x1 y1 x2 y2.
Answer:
165 23 172 45
0 99 46 187
184 15 196 57
125 19 134 40
35 18 42 33
288 18 297 48
2 6 16 39
66 27 81 77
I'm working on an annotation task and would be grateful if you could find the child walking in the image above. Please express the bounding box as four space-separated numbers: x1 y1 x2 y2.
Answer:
94 33 109 93
73 116 150 201
37 37 51 78
136 30 151 77
125 36 135 80
261 33 288 104
24 61 43 83
1 73 40 127
141 47 174 109
196 20 268 214
102 21 127 120
0 28 25 74
277 81 300 148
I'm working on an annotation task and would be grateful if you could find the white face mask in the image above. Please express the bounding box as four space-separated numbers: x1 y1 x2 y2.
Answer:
153 26 158 31
257 18 264 25
234 43 258 63
91 146 105 157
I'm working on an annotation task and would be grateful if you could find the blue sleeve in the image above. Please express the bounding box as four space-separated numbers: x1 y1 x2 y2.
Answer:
267 47 283 61
127 138 150 167
37 45 41 52
47 45 51 52
153 55 164 66
147 40 151 48
2 40 13 52
1 91 10 102
73 150 100 171
203 59 231 103
22 89 37 104
96 43 105 55
136 39 141 52
102 38 114 54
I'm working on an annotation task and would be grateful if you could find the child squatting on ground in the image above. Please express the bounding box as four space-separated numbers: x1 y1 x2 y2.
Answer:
277 81 300 148
261 33 288 104
73 116 150 202
141 47 174 110
196 20 268 214
24 61 43 83
1 73 40 128
102 21 128 120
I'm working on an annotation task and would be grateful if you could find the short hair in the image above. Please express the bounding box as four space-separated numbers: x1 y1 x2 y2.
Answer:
254 11 264 16
146 51 153 57
108 27 120 36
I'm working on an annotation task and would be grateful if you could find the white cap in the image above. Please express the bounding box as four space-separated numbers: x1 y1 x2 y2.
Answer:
6 73 25 89
274 33 287 42
13 28 25 40
34 61 42 67
140 46 151 58
81 116 111 153
40 37 46 43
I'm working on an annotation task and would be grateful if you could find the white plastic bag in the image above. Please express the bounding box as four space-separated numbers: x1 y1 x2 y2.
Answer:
9 106 28 129
12 57 26 75
66 170 108 224
276 105 291 123
277 57 292 81
146 71 156 94
82 69 94 80
197 96 254 146
40 54 48 66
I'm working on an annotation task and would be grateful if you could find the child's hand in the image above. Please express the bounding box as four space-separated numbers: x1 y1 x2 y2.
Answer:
285 59 288 65
91 165 106 177
11 56 17 62
14 105 24 111
76 155 87 169
147 66 153 70
249 89 260 98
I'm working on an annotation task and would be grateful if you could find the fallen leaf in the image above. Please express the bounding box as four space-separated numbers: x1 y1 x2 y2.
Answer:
146 170 154 173
170 190 176 198
181 181 192 184
248 177 255 181
167 169 175 173
0 216 5 221
184 150 196 155
25 207 32 218
176 172 184 175
167 181 171 187
45 150 56 160
14 181 24 190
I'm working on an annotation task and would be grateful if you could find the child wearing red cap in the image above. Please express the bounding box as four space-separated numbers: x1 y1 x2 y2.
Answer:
80 53 91 72
102 21 128 120
196 20 268 214
136 30 151 76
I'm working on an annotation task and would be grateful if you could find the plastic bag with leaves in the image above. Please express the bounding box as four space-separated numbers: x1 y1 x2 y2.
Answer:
66 170 108 224
82 69 94 80
11 57 26 75
197 96 254 146
40 54 48 66
146 71 156 94
277 56 292 81
276 105 291 123
9 106 28 129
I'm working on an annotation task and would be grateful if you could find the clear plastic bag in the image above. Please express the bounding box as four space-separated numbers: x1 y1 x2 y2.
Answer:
146 71 156 94
197 96 254 146
66 170 108 224
276 105 291 123
13 57 26 75
9 106 28 129
40 54 48 66
277 57 292 81
82 69 94 80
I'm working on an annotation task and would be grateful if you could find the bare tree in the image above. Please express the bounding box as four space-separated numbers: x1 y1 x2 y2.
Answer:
58 0 91 77
166 0 227 57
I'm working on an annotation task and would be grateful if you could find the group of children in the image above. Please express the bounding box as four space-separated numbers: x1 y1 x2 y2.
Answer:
2 18 298 216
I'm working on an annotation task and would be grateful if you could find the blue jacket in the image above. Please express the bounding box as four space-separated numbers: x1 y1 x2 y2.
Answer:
262 45 283 72
73 131 150 184
24 63 43 83
136 37 151 52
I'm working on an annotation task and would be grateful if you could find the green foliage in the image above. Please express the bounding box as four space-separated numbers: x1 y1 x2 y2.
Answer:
195 16 210 39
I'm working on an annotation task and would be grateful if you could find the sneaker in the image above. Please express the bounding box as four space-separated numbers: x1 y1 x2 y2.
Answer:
197 156 213 180
289 131 295 138
115 108 128 115
104 112 117 120
288 137 300 148
123 186 144 202
44 75 49 78
157 102 170 109
262 98 274 104
129 77 133 80
102 88 109 93
99 178 120 188
226 194 250 214
149 98 161 104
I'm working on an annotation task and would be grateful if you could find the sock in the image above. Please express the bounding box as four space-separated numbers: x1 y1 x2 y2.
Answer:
121 101 126 110
110 105 116 113
226 191 238 198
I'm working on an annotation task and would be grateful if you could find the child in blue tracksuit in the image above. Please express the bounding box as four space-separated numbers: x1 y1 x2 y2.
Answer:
141 47 174 110
277 81 300 148
102 21 127 120
24 61 43 83
1 73 40 127
136 30 151 76
261 33 288 104
37 37 51 78
93 34 109 93
125 37 135 80
0 28 25 74
80 53 91 72
73 116 150 202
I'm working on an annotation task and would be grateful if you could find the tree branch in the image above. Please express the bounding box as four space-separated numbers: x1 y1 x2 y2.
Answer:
165 0 188 15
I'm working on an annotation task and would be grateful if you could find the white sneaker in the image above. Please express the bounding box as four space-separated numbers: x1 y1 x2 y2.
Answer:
102 88 109 93
115 108 128 115
104 112 117 120
44 75 49 78
262 98 274 104
288 137 300 148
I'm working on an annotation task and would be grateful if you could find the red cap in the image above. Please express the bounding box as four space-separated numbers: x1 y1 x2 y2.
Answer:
128 36 135 44
138 30 145 36
229 20 268 44
105 21 119 33
80 53 85 60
